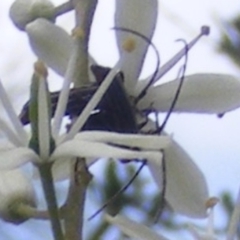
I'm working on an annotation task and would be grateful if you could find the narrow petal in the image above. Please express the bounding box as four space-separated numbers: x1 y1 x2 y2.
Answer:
38 69 50 160
26 19 73 76
149 140 208 218
138 74 240 114
0 148 39 170
0 118 23 147
0 81 27 145
115 0 158 91
52 46 79 137
105 215 169 240
52 139 162 163
76 131 170 150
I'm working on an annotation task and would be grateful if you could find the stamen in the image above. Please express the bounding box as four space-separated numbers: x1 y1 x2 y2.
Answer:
112 27 161 104
72 27 85 39
144 25 210 86
34 60 48 79
54 1 74 18
122 37 137 53
205 197 219 209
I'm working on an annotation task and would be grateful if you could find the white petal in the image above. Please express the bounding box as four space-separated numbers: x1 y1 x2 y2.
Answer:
149 140 208 218
105 215 169 240
26 19 73 76
138 74 240 114
9 0 55 30
76 131 170 150
0 81 28 146
52 139 162 163
0 148 39 170
115 0 158 91
0 118 22 147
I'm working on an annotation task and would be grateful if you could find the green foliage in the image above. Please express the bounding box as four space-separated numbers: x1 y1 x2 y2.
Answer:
218 15 240 68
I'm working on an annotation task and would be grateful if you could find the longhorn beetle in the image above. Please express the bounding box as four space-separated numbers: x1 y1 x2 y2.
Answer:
19 65 138 134
19 26 193 221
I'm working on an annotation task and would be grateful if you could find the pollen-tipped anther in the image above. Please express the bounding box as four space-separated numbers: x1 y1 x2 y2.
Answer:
122 38 137 53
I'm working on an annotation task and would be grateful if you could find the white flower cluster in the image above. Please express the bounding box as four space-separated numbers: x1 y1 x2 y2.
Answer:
0 0 240 238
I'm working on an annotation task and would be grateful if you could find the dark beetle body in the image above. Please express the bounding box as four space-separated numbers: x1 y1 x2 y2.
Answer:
19 65 138 133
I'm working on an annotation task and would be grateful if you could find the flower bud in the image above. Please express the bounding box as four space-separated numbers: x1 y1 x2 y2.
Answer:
9 0 55 31
0 169 36 224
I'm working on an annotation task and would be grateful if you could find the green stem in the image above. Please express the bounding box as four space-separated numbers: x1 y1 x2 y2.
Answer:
38 163 65 240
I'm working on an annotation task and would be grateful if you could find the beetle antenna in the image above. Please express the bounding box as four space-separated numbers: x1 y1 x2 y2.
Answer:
150 39 188 221
88 160 146 221
155 38 189 134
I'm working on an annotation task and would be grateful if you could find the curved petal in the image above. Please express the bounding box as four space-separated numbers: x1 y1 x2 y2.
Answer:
0 148 39 170
52 139 162 163
76 131 170 150
115 0 158 91
148 139 208 218
137 74 240 114
9 0 55 31
26 18 73 76
105 215 169 240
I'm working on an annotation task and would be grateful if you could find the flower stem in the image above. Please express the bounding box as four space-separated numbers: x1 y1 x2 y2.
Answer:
38 163 65 240
63 158 92 240
54 1 74 18
226 186 240 240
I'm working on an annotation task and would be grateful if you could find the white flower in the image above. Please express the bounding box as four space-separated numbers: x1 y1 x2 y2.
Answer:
0 60 169 176
9 0 55 30
10 0 240 218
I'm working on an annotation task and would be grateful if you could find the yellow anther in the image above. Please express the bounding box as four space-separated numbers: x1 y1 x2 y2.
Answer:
34 60 48 78
122 37 136 52
72 27 85 39
205 197 219 209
